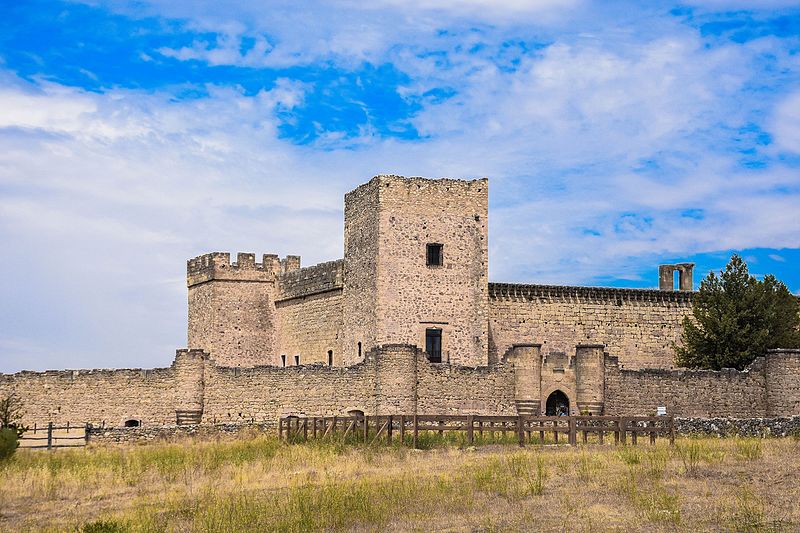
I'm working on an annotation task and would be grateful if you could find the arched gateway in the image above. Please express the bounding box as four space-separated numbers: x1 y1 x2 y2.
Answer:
545 390 570 416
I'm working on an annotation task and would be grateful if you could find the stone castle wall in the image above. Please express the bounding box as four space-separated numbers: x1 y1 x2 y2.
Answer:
0 350 208 426
603 355 768 417
765 349 800 416
275 260 344 366
489 284 693 369
2 347 799 427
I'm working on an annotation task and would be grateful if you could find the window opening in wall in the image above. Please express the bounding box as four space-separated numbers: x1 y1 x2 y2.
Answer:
425 328 442 363
124 419 140 428
426 243 443 266
281 354 286 367
328 350 333 366
294 355 300 366
358 342 362 358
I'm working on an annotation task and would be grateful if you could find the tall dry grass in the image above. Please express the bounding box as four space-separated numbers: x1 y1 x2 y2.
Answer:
0 429 798 532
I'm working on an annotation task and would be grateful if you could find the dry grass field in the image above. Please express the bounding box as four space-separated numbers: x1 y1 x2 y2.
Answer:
0 431 798 532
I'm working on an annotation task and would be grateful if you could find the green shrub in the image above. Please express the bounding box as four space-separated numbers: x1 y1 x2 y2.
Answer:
0 427 19 462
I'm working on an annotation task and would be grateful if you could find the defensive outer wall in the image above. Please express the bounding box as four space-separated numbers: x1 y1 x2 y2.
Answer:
2 345 799 427
2 175 799 427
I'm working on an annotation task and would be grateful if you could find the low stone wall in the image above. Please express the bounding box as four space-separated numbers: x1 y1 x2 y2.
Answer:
86 416 800 445
87 423 274 445
674 416 800 437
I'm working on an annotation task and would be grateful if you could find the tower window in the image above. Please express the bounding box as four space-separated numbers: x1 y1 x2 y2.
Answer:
425 328 442 363
328 350 333 366
426 243 443 266
294 355 300 366
281 354 286 367
358 342 362 358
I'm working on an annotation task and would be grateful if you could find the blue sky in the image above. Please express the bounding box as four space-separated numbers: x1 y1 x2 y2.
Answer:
1 0 799 372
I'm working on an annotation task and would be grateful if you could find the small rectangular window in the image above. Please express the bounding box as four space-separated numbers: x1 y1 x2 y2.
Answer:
294 355 300 366
426 243 443 266
425 328 442 363
358 342 362 358
327 350 333 366
281 354 286 367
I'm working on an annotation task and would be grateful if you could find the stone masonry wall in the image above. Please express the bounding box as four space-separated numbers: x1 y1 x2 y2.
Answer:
84 417 800 446
374 176 489 366
275 291 344 366
0 366 176 427
489 284 693 369
342 179 381 364
416 360 516 415
274 260 344 366
276 259 343 301
603 354 769 417
187 252 279 367
201 344 516 423
201 357 374 423
765 349 800 416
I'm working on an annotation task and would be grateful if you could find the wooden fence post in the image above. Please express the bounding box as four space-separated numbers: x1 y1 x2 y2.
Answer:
47 422 53 450
619 417 627 445
399 415 406 445
669 416 676 446
303 418 308 441
517 415 525 447
412 414 418 449
568 417 577 447
85 423 91 446
466 415 474 445
363 415 368 443
387 415 393 446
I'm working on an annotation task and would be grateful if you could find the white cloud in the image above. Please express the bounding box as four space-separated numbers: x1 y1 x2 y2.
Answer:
771 92 800 153
2 1 800 371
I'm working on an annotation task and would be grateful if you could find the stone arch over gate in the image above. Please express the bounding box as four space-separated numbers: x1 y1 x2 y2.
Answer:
541 385 576 416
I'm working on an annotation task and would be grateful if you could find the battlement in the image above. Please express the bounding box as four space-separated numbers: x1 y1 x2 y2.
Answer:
346 174 488 204
276 259 344 302
489 283 695 304
187 252 301 287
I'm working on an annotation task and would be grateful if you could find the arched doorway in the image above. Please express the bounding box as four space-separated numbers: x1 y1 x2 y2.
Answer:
124 419 140 427
545 390 570 416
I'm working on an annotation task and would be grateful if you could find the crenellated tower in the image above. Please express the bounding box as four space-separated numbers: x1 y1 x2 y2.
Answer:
187 252 300 367
342 175 489 366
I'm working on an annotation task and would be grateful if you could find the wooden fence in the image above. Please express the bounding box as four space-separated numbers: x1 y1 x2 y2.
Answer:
279 414 675 448
17 422 90 450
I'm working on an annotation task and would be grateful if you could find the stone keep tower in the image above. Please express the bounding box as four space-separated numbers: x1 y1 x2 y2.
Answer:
186 252 299 367
341 175 489 366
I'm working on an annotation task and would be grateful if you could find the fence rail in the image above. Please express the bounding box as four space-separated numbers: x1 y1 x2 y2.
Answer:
278 414 675 448
16 422 90 450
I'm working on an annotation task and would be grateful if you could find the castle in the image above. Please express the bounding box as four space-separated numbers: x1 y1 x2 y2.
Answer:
2 175 799 427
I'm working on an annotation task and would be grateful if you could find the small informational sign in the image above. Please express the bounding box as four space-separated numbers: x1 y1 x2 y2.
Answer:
656 406 667 416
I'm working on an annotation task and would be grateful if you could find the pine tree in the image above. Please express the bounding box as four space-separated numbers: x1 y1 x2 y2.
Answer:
675 255 800 370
